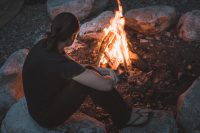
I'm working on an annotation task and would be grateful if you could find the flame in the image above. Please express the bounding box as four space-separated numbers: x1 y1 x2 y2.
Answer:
99 0 132 71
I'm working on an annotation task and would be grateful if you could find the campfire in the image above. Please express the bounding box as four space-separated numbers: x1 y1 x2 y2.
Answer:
96 0 137 72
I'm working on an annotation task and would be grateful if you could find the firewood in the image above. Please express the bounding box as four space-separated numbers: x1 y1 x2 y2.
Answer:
120 42 131 71
107 36 117 51
96 31 115 66
103 52 119 70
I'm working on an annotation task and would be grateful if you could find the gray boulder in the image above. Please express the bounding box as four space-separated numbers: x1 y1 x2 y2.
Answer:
125 5 177 34
1 97 106 133
47 0 109 20
0 49 29 124
79 11 114 41
177 10 200 42
34 33 46 44
177 76 200 133
121 110 178 133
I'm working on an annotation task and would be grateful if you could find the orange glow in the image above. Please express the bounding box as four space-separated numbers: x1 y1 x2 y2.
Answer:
99 0 132 71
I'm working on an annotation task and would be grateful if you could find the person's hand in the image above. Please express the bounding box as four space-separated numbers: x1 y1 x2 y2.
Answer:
104 75 116 88
83 65 119 85
96 68 119 85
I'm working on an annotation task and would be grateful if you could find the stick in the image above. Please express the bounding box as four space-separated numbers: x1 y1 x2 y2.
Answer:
104 52 119 70
96 31 115 66
120 42 131 72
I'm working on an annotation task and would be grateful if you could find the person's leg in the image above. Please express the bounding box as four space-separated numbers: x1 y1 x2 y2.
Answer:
40 80 131 129
86 87 132 129
39 80 89 128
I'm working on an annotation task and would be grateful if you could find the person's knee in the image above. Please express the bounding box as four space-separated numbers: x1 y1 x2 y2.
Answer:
104 80 115 92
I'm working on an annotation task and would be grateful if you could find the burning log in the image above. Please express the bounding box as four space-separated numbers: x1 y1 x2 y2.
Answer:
104 51 119 70
120 42 130 71
95 0 138 72
96 33 131 71
96 31 115 66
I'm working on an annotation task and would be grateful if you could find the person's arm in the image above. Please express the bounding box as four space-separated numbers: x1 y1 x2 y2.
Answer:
61 57 115 91
82 64 119 84
73 69 114 91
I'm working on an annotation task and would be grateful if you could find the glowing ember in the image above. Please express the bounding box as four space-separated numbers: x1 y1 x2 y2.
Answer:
97 0 133 71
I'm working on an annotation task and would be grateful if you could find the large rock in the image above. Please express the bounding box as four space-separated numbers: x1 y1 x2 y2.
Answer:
125 5 177 34
0 49 29 124
177 76 200 133
34 33 47 44
177 10 200 42
34 33 86 54
79 11 114 41
47 0 109 20
121 110 178 133
1 97 106 133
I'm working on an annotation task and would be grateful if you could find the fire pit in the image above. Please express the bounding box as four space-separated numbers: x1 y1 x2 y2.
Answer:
96 0 134 72
0 0 200 132
66 0 200 132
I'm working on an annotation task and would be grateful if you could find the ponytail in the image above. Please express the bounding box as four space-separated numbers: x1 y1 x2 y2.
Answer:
45 12 80 51
46 31 58 51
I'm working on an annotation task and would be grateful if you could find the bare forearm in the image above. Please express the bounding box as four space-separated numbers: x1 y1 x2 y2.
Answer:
81 64 119 84
73 69 114 91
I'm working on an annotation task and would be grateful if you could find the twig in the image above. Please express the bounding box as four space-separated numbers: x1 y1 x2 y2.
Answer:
96 31 115 66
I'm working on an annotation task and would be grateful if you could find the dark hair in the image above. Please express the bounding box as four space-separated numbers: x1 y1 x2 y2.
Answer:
46 12 80 51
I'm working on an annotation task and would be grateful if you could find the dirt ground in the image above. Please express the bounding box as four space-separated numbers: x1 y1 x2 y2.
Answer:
69 28 200 132
0 0 200 132
0 0 200 65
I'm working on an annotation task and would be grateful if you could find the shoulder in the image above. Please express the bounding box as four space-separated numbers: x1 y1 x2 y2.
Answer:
60 57 86 79
33 39 48 49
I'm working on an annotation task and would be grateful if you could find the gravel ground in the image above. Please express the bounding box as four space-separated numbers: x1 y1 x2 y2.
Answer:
0 4 50 66
0 0 200 66
69 30 200 132
0 0 199 133
121 0 200 13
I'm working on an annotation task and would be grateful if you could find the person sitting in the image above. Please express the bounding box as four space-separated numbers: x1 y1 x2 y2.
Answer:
22 12 151 130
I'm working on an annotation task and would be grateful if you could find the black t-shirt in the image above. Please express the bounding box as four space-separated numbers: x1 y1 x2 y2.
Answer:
22 39 85 118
